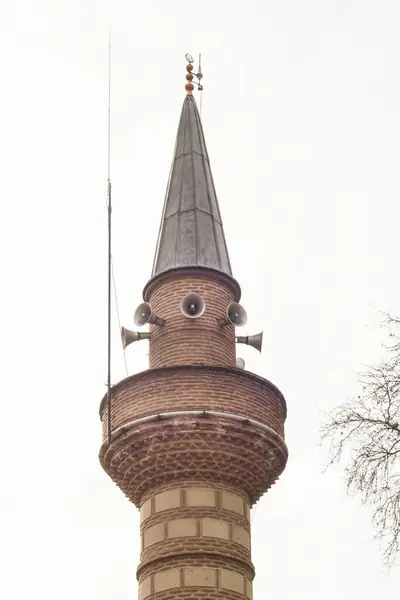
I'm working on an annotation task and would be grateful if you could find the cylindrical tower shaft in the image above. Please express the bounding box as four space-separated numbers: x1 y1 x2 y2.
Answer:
138 484 253 599
146 274 237 368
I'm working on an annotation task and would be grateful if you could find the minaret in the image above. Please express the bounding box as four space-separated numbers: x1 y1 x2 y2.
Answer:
99 57 288 600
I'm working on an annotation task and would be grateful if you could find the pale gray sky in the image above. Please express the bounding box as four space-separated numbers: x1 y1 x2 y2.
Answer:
1 1 400 598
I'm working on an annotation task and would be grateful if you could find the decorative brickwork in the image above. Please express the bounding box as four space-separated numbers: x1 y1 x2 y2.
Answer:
141 505 249 534
100 415 287 506
138 486 253 575
138 567 253 600
99 91 288 599
141 590 251 600
137 554 254 582
140 488 250 528
100 367 287 596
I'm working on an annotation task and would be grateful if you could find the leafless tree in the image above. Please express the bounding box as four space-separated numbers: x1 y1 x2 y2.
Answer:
321 313 400 567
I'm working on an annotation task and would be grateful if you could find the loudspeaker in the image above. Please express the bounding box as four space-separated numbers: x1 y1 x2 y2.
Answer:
236 357 246 370
121 327 151 349
236 331 263 353
134 302 165 327
180 293 206 319
218 302 248 327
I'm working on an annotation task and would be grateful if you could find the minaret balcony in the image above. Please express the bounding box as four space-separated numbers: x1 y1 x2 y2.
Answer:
99 365 287 507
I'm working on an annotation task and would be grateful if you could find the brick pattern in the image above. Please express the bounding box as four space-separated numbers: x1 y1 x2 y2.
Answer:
101 417 287 506
100 366 286 439
138 567 253 600
138 555 254 581
141 589 250 600
142 506 249 533
138 486 252 572
147 275 236 368
140 488 250 544
140 480 251 512
140 487 250 525
136 487 254 593
141 536 250 570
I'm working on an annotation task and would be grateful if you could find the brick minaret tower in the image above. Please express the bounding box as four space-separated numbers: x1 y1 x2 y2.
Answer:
99 58 288 600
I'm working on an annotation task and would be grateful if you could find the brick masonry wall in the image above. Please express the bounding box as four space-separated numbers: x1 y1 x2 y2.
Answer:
139 485 252 572
147 274 236 368
138 556 253 583
101 416 287 506
138 567 253 600
136 486 254 600
100 366 286 440
140 485 250 526
139 589 250 600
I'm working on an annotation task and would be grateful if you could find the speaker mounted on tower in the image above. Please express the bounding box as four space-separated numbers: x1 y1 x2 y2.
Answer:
236 331 263 353
121 327 151 349
218 302 248 327
180 293 206 319
134 302 165 327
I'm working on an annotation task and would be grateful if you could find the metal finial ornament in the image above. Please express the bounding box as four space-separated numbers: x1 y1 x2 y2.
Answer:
185 61 194 95
184 52 203 96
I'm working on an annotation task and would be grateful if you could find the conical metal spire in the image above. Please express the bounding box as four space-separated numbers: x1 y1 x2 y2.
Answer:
151 94 233 278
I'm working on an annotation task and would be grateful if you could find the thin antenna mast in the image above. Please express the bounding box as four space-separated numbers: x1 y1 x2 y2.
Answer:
198 53 203 118
106 31 112 444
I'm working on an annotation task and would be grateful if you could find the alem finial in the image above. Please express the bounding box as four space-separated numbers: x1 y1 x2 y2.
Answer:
185 52 195 95
184 53 204 96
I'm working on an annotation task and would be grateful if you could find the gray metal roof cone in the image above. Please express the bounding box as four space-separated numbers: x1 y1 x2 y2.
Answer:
151 94 233 279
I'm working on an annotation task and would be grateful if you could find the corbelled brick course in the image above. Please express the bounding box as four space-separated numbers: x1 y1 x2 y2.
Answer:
100 417 287 505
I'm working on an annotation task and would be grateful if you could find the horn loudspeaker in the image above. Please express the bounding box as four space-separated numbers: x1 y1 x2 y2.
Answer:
121 327 151 349
134 302 164 327
236 331 263 353
218 302 248 327
180 293 206 319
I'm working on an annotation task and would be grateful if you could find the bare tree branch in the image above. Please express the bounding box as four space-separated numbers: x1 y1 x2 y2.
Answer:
321 313 400 568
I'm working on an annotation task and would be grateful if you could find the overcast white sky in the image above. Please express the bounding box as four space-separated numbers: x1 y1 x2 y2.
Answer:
1 0 400 598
